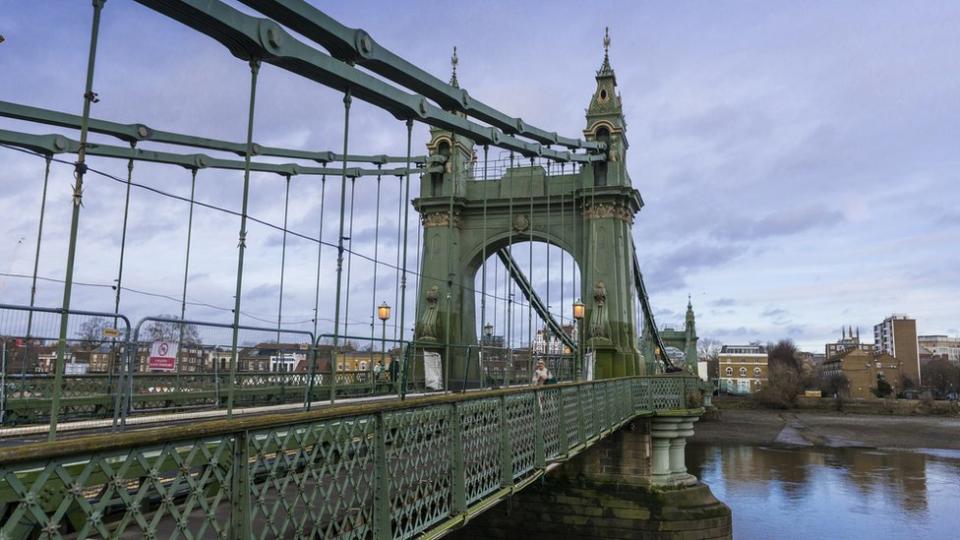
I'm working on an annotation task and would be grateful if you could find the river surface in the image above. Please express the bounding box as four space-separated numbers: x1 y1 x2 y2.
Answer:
686 443 960 540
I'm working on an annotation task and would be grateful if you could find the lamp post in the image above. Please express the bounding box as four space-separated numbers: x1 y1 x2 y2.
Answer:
377 302 391 390
573 299 585 381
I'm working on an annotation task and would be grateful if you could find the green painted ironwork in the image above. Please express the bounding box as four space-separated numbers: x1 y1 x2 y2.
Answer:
0 128 426 179
0 375 699 539
0 99 429 165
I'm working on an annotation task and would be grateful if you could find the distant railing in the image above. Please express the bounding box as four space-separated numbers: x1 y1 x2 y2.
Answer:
0 375 702 540
0 305 582 431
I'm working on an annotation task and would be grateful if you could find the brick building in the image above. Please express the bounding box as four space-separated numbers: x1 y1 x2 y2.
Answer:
874 314 920 385
718 344 767 395
821 348 902 399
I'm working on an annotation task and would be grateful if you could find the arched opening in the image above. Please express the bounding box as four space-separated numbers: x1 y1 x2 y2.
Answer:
468 237 583 385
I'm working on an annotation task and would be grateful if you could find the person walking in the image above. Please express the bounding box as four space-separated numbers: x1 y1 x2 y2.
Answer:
531 359 550 386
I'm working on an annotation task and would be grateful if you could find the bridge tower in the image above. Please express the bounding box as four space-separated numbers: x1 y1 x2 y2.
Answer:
413 32 645 384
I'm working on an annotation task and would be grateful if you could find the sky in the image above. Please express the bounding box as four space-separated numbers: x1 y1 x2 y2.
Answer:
0 1 958 352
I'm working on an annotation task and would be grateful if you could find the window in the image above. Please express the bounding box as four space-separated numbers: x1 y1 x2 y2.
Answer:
725 367 733 376
739 367 747 376
754 367 762 377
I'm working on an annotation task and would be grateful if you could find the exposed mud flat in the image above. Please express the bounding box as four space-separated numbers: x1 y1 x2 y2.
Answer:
693 409 960 450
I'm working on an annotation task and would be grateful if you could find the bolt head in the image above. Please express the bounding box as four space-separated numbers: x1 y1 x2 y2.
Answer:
266 27 281 49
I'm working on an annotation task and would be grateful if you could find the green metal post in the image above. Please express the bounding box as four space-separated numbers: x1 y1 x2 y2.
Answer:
226 59 261 418
449 402 467 514
49 0 105 442
558 389 569 455
230 430 252 540
533 390 545 468
499 395 513 487
576 384 585 445
330 89 353 405
373 411 390 539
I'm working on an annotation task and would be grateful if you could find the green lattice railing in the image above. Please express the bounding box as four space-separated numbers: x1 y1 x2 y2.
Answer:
0 375 702 539
0 371 396 426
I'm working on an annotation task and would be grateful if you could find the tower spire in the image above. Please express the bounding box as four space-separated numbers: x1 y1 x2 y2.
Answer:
599 27 613 75
449 46 459 88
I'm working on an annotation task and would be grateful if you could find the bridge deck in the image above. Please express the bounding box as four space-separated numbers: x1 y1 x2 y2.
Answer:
0 375 701 539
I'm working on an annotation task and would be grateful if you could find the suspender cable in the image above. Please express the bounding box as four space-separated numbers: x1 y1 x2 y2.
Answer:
527 157 534 360
398 119 413 399
112 147 134 390
392 173 403 343
342 176 357 337
312 175 327 338
49 0 105 441
175 167 197 410
331 88 353 404
545 157 550 324
277 174 292 342
179 168 198 339
225 58 261 418
368 166 383 382
307 174 326 410
23 155 52 397
444 144 456 391
479 145 489 385
506 150 514 361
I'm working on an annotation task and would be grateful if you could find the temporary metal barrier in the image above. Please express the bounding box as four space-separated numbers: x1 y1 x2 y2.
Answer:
0 374 701 539
0 304 130 435
122 316 317 424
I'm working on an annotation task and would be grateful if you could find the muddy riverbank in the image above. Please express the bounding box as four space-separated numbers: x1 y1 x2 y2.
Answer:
692 409 960 450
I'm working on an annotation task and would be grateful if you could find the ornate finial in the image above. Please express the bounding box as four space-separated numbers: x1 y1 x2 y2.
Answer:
598 27 613 75
449 46 459 88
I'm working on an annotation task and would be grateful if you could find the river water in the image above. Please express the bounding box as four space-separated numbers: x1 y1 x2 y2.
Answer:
686 443 960 539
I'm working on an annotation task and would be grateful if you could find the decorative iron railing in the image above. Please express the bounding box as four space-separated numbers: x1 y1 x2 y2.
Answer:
0 375 701 539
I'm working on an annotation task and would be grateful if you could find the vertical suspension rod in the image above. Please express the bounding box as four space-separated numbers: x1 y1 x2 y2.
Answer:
49 0 105 441
342 176 357 336
479 145 489 386
225 59 261 418
277 174 291 342
176 168 197 388
330 89 353 404
23 155 52 394
307 174 327 411
312 175 327 338
397 119 413 399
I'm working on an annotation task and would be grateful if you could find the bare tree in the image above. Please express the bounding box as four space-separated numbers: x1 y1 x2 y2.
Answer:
921 357 960 398
76 317 109 350
756 339 803 407
142 315 201 345
698 337 722 379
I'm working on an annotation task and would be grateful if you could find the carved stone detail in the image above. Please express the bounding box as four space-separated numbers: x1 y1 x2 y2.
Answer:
583 202 634 223
512 213 530 232
416 286 440 341
422 210 462 229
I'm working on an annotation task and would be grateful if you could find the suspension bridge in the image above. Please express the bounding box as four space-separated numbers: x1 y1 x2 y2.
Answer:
0 2 727 538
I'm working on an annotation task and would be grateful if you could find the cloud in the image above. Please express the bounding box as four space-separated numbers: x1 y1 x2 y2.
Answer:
711 298 736 307
713 206 845 242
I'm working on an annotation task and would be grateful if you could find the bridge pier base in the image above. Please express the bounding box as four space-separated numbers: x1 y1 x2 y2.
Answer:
449 416 731 539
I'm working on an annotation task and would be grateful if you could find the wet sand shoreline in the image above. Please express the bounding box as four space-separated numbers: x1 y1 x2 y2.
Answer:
692 409 960 450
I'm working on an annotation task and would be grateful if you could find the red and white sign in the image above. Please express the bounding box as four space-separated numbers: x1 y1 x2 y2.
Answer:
148 340 178 371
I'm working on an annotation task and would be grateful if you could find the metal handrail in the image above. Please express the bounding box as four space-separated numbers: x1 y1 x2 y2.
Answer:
0 374 699 465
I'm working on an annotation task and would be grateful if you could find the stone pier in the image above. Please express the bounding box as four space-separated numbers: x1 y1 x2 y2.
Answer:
449 411 731 539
